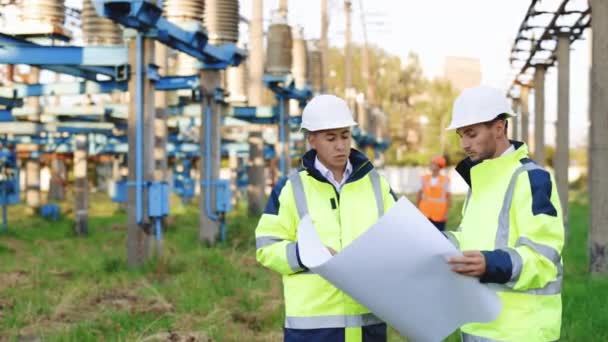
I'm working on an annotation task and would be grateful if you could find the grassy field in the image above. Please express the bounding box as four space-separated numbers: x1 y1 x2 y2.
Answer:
0 191 606 341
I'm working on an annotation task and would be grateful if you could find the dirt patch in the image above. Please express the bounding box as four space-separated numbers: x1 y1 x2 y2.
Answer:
0 270 30 292
0 238 27 256
0 298 14 321
231 311 262 332
92 289 173 315
141 331 213 342
47 269 73 279
110 223 127 231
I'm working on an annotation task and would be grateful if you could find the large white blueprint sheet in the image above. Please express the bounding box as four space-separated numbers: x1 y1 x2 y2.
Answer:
297 197 501 342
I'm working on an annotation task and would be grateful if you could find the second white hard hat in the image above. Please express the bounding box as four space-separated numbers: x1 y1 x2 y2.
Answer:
447 86 515 130
300 94 358 132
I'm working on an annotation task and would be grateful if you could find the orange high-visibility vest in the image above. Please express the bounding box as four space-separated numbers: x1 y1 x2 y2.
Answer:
419 174 449 222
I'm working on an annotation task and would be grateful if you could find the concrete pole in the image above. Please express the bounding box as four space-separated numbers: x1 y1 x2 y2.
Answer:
556 34 570 229
520 86 530 146
589 0 608 274
320 0 329 93
511 98 520 140
127 35 156 267
25 67 41 215
248 0 264 106
228 152 238 203
534 65 547 165
344 0 353 91
48 157 66 202
247 129 266 215
73 135 88 236
278 0 288 18
199 70 222 245
278 98 291 177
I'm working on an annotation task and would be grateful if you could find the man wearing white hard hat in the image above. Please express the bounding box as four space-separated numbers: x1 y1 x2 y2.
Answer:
444 86 564 341
255 94 397 341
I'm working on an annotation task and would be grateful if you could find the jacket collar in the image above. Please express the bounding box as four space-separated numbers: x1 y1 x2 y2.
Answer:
301 148 373 184
456 140 527 187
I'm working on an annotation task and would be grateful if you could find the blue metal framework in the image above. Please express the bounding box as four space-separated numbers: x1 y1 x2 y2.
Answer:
94 0 246 69
262 74 312 176
0 33 124 80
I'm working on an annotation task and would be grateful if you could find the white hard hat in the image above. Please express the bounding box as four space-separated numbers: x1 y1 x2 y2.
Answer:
300 94 358 132
447 86 515 130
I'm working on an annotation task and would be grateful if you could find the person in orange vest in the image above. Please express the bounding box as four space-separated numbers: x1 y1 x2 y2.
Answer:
417 155 451 231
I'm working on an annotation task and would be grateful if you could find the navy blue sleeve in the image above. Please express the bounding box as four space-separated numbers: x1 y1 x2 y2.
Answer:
263 176 289 215
527 169 558 217
480 250 513 284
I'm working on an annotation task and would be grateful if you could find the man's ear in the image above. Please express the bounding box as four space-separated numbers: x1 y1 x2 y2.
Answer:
307 132 316 149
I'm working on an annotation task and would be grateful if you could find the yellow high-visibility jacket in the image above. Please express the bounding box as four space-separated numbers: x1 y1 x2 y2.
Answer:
255 149 396 341
445 141 564 342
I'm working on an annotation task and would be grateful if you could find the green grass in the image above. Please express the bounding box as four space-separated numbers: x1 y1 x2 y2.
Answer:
0 191 605 341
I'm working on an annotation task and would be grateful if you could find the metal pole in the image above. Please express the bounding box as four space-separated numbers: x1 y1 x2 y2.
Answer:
534 65 546 165
589 0 608 274
556 34 570 229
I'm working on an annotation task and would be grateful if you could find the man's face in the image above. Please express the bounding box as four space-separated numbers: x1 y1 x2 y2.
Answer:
308 127 351 170
456 121 504 162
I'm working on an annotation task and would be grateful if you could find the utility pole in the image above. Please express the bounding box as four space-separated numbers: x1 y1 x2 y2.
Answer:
358 0 375 105
248 0 264 106
320 0 329 93
589 0 608 274
344 0 353 91
73 134 88 236
127 34 156 267
556 34 570 230
534 65 546 166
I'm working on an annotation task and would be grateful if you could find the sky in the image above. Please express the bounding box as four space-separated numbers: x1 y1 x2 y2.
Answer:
240 0 592 147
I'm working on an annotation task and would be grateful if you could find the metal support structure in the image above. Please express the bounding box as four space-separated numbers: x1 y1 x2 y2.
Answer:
247 129 265 215
127 34 155 267
556 34 570 229
199 70 222 245
534 65 547 165
154 42 169 212
520 86 530 145
589 0 608 274
73 134 88 236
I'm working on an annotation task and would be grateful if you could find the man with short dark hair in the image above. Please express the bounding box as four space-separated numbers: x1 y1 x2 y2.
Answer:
255 94 397 342
445 86 564 341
